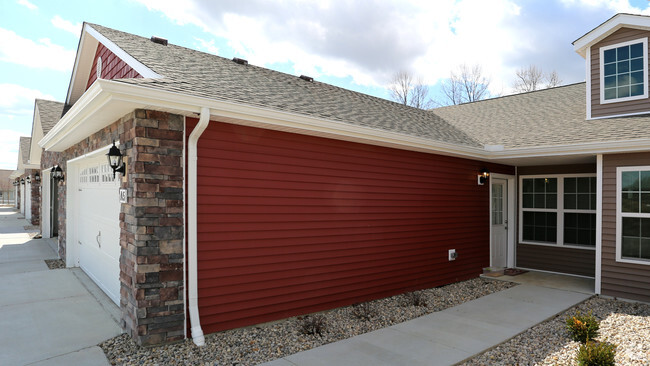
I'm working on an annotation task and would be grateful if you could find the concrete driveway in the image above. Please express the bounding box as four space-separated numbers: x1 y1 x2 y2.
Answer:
0 206 122 366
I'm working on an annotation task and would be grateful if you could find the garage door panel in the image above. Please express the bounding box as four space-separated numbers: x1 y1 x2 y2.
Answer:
75 160 121 305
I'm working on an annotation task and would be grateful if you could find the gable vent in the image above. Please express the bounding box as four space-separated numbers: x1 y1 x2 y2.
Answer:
150 36 168 46
232 57 248 65
299 75 314 82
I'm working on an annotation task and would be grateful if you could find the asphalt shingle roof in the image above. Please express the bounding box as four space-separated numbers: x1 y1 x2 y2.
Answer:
434 83 650 149
19 137 31 165
88 23 481 148
36 99 65 135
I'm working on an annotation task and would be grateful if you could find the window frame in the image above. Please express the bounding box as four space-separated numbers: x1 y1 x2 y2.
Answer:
616 166 650 265
519 174 596 250
599 37 648 105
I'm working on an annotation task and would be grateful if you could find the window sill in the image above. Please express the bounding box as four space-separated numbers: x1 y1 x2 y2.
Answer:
615 257 650 266
519 241 596 250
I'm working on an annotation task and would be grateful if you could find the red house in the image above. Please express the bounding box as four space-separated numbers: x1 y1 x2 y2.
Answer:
34 14 650 346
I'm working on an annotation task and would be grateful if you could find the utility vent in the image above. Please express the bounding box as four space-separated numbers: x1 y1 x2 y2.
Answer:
232 57 248 65
150 36 168 46
299 75 314 82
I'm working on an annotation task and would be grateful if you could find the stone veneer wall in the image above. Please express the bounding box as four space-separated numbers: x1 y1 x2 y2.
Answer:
41 150 66 259
27 168 40 226
40 109 185 346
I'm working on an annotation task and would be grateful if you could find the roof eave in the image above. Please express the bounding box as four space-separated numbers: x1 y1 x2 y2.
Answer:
573 13 650 57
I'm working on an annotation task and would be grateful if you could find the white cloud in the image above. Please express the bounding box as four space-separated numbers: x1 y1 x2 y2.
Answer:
0 27 75 72
51 15 82 36
17 0 37 10
0 84 55 169
194 37 219 55
133 0 649 97
0 130 25 170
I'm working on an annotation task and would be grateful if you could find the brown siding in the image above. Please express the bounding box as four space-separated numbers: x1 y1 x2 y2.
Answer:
517 244 595 277
591 28 650 118
602 153 650 303
518 164 596 175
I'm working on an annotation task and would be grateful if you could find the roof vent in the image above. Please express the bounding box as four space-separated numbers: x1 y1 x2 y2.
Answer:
232 57 248 65
299 75 314 82
150 36 168 46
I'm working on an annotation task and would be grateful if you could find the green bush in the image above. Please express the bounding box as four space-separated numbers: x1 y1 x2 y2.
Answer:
566 311 599 343
576 341 616 366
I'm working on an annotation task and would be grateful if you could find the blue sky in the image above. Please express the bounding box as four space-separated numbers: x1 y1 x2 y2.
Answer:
1 0 649 170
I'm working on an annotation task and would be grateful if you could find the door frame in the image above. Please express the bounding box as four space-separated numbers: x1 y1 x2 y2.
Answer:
42 168 52 238
489 173 516 268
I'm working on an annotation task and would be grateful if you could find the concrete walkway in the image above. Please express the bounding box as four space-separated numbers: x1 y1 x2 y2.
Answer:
0 206 122 366
263 281 592 366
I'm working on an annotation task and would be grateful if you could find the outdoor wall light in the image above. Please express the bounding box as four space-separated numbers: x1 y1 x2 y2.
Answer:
25 176 31 183
478 168 490 185
52 165 64 181
34 173 40 182
106 140 126 178
20 178 25 185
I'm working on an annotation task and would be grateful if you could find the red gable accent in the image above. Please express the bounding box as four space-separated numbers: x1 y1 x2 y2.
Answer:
86 43 142 90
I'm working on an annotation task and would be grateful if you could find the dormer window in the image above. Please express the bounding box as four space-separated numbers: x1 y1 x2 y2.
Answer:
600 38 648 104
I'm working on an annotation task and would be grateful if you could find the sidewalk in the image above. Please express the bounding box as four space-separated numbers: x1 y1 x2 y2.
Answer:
0 206 122 366
262 281 592 366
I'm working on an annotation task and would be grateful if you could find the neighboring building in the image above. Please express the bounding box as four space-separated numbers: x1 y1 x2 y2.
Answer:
0 170 15 205
28 13 650 347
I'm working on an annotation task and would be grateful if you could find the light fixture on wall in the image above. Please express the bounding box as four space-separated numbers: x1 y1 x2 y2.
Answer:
52 165 64 181
107 140 126 178
478 168 490 185
20 178 24 185
25 176 31 184
34 173 40 182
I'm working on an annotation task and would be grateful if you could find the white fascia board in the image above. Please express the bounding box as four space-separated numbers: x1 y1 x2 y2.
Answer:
574 14 650 57
42 79 650 161
85 25 161 79
40 82 108 151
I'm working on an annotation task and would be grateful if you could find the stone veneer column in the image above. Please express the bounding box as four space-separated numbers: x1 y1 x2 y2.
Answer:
28 168 41 226
119 109 185 346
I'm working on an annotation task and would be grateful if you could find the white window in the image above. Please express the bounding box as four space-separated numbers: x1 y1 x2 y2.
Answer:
616 167 650 265
519 174 596 249
600 38 648 104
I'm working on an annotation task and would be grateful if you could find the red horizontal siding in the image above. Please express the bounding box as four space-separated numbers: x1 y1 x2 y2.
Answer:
86 43 142 90
188 118 514 334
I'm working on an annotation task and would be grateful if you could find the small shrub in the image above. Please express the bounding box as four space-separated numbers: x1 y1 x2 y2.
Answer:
299 315 327 336
576 341 616 366
351 302 376 321
402 291 427 307
566 311 599 343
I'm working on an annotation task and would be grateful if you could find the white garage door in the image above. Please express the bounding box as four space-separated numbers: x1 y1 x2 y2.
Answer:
76 160 121 305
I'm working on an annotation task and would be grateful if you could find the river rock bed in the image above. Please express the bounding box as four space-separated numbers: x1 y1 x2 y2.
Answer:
100 277 515 365
459 296 650 366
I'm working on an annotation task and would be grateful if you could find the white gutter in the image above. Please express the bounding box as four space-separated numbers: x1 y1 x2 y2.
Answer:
595 154 603 294
187 106 210 346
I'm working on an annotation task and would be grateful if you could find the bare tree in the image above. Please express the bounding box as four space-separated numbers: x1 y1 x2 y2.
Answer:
546 70 561 88
513 65 562 92
388 71 433 109
439 64 491 106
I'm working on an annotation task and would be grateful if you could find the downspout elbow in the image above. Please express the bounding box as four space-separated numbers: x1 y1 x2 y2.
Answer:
188 107 210 346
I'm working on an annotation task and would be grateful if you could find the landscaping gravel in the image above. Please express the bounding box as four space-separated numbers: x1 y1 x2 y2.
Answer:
100 277 515 365
459 296 650 366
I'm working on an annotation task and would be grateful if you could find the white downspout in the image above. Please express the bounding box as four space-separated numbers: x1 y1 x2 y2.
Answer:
188 107 210 346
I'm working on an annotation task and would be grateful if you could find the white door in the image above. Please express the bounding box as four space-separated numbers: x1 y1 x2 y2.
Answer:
76 161 121 305
42 171 51 238
491 178 508 268
25 181 32 221
20 183 25 215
